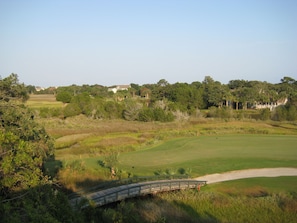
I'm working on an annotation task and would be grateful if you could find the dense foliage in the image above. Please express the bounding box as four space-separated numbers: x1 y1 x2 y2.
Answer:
35 75 297 121
0 74 78 222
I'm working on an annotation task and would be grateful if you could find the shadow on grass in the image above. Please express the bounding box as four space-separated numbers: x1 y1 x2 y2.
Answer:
173 200 219 223
43 155 63 178
91 194 220 223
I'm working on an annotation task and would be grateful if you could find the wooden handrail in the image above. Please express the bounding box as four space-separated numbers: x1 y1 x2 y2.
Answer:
70 179 206 209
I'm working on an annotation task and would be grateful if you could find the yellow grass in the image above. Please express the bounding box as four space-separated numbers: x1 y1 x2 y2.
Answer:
26 94 64 108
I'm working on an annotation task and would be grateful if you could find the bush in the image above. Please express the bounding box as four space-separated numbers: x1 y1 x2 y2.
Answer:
56 91 72 103
207 107 234 119
138 108 155 122
272 105 297 121
104 101 123 119
39 107 63 118
64 103 82 118
260 108 271 120
154 108 174 122
287 105 297 121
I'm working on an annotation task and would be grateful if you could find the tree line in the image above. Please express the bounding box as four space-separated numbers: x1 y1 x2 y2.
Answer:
33 75 297 121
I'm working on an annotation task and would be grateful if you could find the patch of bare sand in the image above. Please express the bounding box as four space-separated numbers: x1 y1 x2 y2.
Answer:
195 168 297 184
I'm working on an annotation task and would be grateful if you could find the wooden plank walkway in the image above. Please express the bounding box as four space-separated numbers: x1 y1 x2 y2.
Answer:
70 179 206 208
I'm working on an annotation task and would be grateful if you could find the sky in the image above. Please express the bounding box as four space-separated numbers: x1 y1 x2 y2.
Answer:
0 0 296 87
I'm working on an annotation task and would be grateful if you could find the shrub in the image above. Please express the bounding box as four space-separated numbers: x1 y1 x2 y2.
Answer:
207 107 234 119
272 105 297 121
64 103 82 118
260 108 271 120
138 108 154 122
56 91 72 103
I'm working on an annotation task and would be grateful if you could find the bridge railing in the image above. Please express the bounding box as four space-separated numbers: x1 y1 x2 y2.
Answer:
68 174 191 200
71 179 206 208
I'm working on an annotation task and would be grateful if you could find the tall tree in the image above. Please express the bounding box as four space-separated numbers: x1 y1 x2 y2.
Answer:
0 73 28 102
0 75 54 195
203 76 229 108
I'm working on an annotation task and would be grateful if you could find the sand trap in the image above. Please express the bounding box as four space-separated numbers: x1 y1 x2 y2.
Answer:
194 168 297 184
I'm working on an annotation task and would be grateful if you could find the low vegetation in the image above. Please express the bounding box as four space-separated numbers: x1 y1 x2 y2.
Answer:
76 177 297 223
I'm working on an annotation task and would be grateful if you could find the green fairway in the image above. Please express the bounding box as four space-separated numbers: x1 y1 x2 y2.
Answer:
206 176 297 194
118 135 297 176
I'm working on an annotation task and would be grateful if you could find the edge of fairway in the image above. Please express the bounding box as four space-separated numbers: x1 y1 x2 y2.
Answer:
195 167 297 184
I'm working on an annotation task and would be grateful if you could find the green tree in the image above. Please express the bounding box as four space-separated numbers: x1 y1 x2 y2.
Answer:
287 105 297 121
0 75 54 194
0 103 54 193
203 76 229 108
63 103 82 118
104 101 123 119
123 100 143 121
260 108 271 120
0 75 83 223
138 107 154 122
71 92 91 114
0 73 28 102
279 76 297 104
56 91 72 103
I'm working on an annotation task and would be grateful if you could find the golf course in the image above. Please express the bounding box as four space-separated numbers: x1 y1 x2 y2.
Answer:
117 135 297 176
47 117 297 223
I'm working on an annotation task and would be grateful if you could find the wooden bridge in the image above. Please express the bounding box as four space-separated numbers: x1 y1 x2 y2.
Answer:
70 179 206 209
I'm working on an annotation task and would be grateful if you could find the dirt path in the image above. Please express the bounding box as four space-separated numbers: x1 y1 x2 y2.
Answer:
194 168 297 184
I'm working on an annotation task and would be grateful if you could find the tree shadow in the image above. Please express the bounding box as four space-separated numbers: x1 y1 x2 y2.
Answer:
173 200 219 223
43 156 63 178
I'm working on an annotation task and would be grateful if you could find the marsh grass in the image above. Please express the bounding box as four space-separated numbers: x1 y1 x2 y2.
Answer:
114 177 297 223
26 94 63 108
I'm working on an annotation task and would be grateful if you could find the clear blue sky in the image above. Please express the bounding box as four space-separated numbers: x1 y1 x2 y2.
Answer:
1 0 296 87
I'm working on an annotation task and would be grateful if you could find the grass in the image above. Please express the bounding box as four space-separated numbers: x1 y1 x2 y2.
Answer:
26 94 64 108
50 133 297 191
97 177 297 223
117 135 297 176
156 183 297 223
207 176 297 195
27 96 297 222
38 115 297 190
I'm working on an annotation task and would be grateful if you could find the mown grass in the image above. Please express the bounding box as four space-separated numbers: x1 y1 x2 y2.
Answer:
208 176 297 195
117 135 297 176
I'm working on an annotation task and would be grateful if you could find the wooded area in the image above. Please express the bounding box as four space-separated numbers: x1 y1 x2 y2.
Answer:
33 75 297 121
